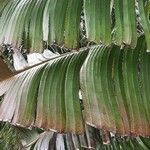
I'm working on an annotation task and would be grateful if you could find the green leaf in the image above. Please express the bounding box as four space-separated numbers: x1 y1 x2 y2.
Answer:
138 0 150 51
114 0 137 48
84 0 111 45
0 50 88 133
81 36 150 136
64 0 83 48
0 0 10 15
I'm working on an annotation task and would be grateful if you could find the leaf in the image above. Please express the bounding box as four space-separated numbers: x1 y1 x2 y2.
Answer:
0 50 88 133
81 36 150 136
81 45 117 131
114 0 137 48
0 0 149 52
28 0 47 53
84 0 111 45
0 0 10 15
138 0 150 51
64 0 83 48
0 77 15 96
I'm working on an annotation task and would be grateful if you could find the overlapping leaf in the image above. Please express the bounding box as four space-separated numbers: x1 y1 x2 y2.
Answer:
0 36 150 137
0 0 83 52
0 50 88 133
0 0 150 52
80 36 150 136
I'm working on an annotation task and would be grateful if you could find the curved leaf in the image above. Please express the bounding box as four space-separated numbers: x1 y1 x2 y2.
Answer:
0 50 88 133
81 36 150 136
0 0 147 52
